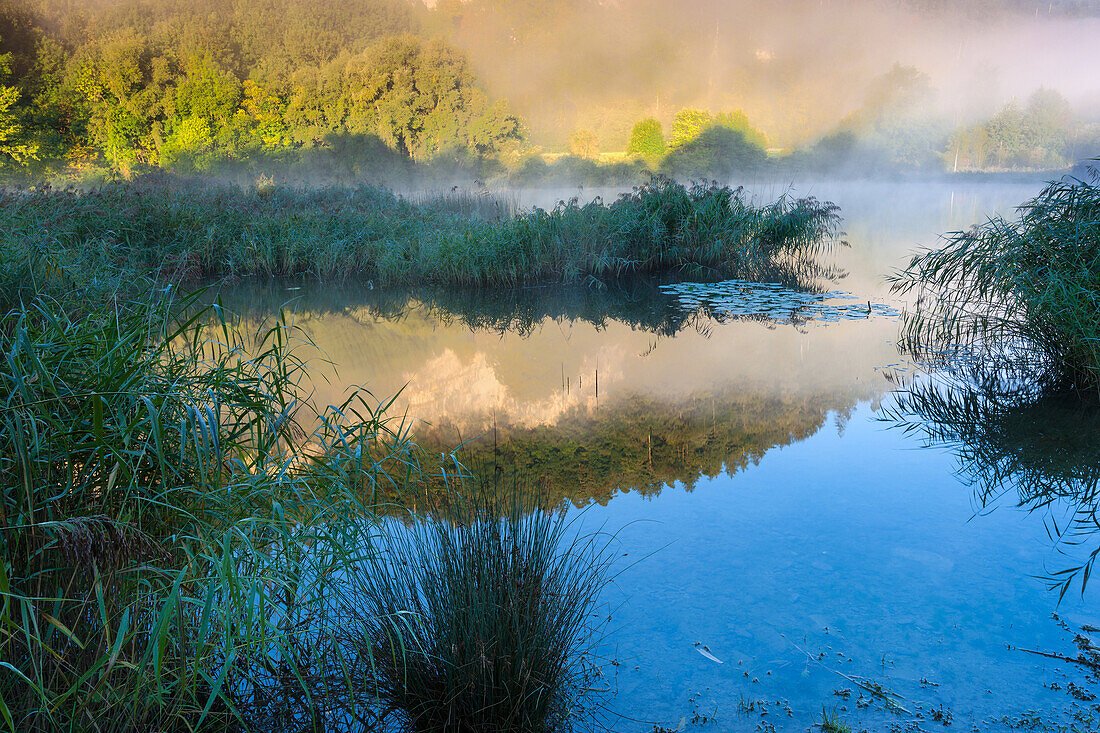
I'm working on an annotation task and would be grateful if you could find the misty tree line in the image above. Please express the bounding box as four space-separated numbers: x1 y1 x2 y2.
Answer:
609 64 1094 177
0 0 1096 181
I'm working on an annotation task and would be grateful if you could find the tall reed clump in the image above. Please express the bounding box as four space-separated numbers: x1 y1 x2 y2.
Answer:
0 289 421 731
890 172 1100 392
334 488 617 733
0 176 843 293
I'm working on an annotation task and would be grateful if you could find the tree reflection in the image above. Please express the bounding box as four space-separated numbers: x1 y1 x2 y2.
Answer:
213 255 847 339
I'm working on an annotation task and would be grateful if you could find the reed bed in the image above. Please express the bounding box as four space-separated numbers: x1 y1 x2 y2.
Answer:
0 177 842 304
890 172 1100 392
0 290 421 731
0 284 622 731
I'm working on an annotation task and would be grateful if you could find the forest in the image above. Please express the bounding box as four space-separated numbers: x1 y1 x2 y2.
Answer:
0 0 1097 183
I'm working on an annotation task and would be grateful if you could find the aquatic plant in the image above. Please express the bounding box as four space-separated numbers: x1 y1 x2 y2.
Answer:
0 289 420 731
815 706 852 733
890 171 1100 392
0 176 843 299
334 488 616 733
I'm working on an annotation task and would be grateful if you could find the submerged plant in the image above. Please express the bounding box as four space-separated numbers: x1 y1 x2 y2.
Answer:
890 170 1100 392
335 488 617 733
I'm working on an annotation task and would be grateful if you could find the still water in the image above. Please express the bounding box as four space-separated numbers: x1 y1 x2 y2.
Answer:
221 180 1100 731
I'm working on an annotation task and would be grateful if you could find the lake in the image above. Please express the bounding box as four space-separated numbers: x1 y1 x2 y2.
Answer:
218 179 1100 732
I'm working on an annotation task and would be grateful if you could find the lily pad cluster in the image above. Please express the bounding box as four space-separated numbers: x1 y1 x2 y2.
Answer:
659 279 900 324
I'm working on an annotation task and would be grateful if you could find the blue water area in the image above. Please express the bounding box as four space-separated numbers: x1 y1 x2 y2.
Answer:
584 399 1099 731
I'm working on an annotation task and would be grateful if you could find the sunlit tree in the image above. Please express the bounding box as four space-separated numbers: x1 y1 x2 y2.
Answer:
626 117 665 158
661 125 765 180
0 47 36 166
670 109 712 149
569 128 599 159
712 110 767 150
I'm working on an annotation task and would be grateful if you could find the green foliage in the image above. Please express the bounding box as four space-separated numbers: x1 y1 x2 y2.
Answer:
0 291 423 730
661 126 767 180
665 109 768 174
626 117 665 158
839 63 944 169
0 2 518 177
890 174 1100 391
0 80 35 164
946 88 1075 171
669 108 712 149
336 487 616 732
0 44 37 166
0 177 842 289
712 110 768 149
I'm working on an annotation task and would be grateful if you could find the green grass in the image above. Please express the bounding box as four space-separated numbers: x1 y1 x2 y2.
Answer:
0 284 627 731
816 706 852 733
0 176 842 308
890 172 1100 392
0 289 425 730
333 485 616 733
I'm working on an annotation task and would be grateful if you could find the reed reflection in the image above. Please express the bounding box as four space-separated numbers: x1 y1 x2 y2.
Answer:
885 367 1100 599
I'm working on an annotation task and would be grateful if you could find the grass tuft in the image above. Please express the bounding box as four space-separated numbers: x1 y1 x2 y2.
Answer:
334 486 616 733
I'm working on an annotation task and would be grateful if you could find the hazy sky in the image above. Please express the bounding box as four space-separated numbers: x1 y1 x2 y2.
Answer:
434 0 1100 144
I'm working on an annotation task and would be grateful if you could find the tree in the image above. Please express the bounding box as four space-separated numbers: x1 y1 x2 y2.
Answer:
626 117 665 158
669 108 711 149
337 34 521 161
661 126 766 181
712 110 767 150
1023 87 1073 167
842 63 944 169
0 48 36 166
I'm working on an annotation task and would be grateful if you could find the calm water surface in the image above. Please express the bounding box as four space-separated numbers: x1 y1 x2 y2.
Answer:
221 180 1100 731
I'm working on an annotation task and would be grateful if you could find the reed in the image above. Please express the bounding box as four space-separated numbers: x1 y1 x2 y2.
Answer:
0 177 842 302
882 369 1100 600
0 289 421 731
0 285 626 731
333 486 616 733
890 171 1100 392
